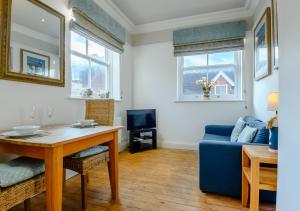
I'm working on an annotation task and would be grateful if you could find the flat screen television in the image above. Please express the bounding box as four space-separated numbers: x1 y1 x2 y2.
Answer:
127 109 156 131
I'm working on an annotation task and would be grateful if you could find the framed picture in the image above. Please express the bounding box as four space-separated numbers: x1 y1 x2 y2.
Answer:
20 49 50 77
272 0 279 70
254 8 272 81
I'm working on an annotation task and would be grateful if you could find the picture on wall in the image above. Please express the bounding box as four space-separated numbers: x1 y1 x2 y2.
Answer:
254 8 272 81
272 0 279 70
20 49 50 77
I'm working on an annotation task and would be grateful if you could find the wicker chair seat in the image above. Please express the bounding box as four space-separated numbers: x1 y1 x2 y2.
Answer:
64 151 109 175
0 174 45 210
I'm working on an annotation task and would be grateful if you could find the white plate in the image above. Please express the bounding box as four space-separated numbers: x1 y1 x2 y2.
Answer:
13 125 41 135
72 122 98 128
77 120 95 126
0 130 44 138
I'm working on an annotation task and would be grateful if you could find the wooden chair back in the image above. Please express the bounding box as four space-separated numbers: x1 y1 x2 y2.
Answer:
85 99 114 126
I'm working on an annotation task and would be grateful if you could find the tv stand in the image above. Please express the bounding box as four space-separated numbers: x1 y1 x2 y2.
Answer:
129 128 157 154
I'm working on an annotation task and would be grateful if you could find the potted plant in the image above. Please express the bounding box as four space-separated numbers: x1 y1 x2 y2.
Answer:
195 77 215 99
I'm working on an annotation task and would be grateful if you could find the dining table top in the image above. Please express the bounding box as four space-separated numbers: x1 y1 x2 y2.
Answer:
0 125 124 147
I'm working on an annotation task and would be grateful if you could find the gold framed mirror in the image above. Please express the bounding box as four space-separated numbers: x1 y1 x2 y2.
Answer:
0 0 65 87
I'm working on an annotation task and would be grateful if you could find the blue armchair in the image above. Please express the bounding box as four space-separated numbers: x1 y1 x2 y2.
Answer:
199 116 276 202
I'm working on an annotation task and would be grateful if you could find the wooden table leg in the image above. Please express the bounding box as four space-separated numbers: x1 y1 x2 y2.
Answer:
250 159 260 211
242 150 250 207
45 146 63 211
108 131 119 200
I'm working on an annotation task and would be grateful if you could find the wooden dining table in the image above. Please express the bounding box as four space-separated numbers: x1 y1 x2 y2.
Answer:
0 125 123 211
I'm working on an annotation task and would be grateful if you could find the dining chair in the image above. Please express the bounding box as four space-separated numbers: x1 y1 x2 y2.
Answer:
0 157 45 211
63 99 114 209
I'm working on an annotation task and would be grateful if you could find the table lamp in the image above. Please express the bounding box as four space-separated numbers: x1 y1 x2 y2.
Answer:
268 92 279 114
267 92 279 153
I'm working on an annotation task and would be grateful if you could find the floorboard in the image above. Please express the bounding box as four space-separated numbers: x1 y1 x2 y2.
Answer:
10 148 276 211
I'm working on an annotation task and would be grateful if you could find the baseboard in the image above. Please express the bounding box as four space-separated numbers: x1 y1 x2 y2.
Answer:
119 139 128 152
158 142 198 150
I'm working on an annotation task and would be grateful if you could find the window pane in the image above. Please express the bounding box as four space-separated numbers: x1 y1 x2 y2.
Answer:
183 69 207 95
215 85 227 95
207 65 236 96
71 31 86 54
88 40 106 62
184 54 207 68
208 51 235 65
71 54 89 95
91 62 107 94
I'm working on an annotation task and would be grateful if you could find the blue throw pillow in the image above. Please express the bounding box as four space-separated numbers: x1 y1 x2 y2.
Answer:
230 117 246 142
237 126 258 143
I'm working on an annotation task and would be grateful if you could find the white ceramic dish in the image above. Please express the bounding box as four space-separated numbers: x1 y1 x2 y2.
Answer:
72 122 98 128
12 125 41 135
77 120 95 126
1 130 44 138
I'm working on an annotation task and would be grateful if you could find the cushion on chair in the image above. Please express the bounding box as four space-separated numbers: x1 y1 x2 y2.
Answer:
0 157 45 188
237 126 258 143
230 117 246 142
71 146 109 159
244 116 269 144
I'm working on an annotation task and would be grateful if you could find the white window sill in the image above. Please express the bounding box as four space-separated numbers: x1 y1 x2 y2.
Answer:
68 96 122 102
174 98 245 103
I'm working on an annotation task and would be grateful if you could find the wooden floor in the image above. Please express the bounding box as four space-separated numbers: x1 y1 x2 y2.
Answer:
11 148 275 211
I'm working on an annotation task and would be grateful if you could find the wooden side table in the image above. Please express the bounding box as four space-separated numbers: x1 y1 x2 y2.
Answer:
242 145 277 211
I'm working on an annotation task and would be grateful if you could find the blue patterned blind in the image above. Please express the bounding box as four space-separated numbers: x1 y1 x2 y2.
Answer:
173 20 246 46
173 20 246 56
69 0 126 44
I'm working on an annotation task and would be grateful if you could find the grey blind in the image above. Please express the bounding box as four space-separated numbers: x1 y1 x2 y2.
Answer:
173 20 246 56
71 10 124 53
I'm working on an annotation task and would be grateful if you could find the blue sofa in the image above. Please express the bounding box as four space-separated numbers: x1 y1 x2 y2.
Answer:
199 116 276 202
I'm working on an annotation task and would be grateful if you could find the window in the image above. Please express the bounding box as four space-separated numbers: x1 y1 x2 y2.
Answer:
177 50 243 101
71 31 120 99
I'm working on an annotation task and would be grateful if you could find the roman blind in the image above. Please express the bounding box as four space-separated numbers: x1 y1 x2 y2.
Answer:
173 20 247 56
69 0 126 53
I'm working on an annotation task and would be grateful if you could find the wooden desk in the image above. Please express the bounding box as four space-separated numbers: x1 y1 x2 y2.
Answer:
0 125 123 211
242 145 277 211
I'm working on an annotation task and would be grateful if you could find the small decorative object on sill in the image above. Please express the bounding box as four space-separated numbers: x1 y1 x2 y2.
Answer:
195 77 215 99
267 92 279 153
81 88 93 98
106 91 110 99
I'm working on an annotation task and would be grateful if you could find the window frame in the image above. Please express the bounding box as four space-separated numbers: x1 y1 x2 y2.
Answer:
176 50 244 102
70 30 121 100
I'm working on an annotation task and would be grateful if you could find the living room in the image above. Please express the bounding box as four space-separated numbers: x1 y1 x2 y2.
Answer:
0 0 298 210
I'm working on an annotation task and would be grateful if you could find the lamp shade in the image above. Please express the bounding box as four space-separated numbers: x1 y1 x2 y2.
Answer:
268 92 279 111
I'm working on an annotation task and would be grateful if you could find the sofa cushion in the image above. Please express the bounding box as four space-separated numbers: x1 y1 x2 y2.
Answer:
71 145 108 159
230 117 246 142
203 134 231 142
0 157 45 188
237 126 258 143
244 116 269 144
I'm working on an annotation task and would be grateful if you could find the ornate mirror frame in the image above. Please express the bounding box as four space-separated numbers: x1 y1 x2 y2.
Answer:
0 0 65 87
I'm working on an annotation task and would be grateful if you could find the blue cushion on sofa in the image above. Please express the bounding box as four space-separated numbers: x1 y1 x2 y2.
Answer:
0 157 45 188
244 116 269 144
203 134 231 142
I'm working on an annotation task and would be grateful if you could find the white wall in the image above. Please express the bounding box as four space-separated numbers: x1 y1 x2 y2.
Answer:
276 0 300 210
252 0 279 122
132 36 253 149
0 0 133 162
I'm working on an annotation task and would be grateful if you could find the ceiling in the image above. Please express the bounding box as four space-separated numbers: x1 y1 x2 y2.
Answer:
11 0 60 39
111 0 248 25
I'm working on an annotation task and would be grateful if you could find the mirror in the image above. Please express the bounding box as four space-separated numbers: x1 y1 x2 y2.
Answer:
0 0 65 86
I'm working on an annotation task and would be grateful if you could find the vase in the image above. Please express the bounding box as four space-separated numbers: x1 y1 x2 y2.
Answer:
269 127 278 153
203 90 210 99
